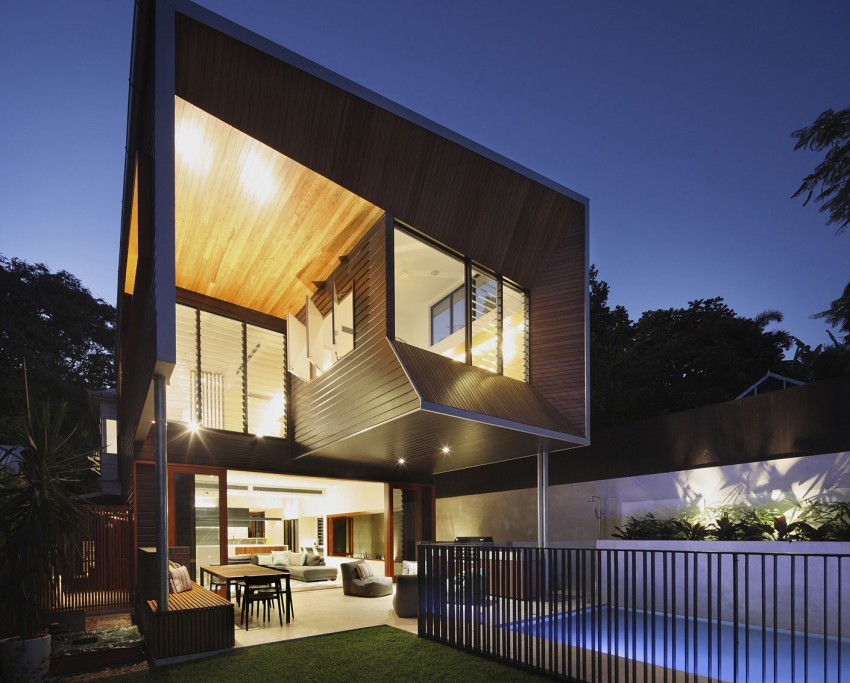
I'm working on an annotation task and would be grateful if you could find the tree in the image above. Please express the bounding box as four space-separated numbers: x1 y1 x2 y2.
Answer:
589 268 794 427
792 107 850 235
792 106 850 349
0 256 115 446
620 298 791 421
588 266 633 427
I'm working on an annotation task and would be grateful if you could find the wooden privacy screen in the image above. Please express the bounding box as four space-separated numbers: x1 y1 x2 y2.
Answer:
41 504 134 614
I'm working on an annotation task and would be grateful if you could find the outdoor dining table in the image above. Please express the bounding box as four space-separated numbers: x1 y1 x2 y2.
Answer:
199 563 293 623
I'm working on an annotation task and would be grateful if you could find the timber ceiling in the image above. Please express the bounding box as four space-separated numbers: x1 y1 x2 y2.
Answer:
174 12 587 290
173 97 384 318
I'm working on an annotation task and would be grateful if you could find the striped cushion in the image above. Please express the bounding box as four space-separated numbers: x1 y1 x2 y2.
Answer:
355 562 373 579
168 564 192 593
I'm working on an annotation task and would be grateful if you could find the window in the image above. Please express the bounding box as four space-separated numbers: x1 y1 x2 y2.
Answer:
169 304 287 436
430 285 465 345
393 225 529 381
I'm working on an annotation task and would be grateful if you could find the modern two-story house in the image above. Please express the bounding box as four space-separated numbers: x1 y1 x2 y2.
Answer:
117 0 588 590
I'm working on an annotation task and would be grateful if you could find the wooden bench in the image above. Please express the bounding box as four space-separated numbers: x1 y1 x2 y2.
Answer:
138 581 234 661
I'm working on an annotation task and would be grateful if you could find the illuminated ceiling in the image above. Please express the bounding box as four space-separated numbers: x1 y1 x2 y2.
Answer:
173 97 384 318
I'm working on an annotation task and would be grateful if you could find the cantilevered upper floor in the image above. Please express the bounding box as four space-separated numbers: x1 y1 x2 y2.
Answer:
117 0 589 482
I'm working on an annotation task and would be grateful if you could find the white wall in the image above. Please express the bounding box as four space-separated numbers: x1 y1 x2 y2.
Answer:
437 451 850 542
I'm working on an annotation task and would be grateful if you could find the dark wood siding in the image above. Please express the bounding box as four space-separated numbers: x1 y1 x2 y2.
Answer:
174 14 587 289
165 424 291 471
435 375 850 498
392 340 578 436
530 214 587 438
134 460 158 548
291 216 420 455
176 288 286 331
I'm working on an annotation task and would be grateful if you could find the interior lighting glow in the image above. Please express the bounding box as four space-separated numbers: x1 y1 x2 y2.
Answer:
187 420 200 433
175 119 213 176
398 458 406 465
441 446 450 454
240 148 277 205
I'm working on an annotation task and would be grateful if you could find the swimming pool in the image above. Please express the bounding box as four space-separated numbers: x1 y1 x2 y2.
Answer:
506 606 849 682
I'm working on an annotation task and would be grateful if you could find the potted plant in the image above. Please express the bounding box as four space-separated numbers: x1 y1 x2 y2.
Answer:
0 389 95 681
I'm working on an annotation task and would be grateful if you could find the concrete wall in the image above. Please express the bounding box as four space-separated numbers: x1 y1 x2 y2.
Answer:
436 451 850 543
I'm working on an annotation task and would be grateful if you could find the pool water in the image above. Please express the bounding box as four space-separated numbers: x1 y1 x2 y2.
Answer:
506 607 849 682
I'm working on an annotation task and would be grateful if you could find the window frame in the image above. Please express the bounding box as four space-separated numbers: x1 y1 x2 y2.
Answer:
393 222 530 382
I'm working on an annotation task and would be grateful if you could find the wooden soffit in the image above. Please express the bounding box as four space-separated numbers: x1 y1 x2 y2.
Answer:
174 10 588 289
173 97 384 318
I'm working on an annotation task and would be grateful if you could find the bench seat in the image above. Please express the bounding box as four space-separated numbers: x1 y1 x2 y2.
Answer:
139 581 234 661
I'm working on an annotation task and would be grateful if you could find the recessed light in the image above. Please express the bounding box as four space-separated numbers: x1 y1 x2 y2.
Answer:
441 446 450 454
398 458 406 465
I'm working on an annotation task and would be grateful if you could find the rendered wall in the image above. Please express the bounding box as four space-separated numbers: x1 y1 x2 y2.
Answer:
436 451 850 543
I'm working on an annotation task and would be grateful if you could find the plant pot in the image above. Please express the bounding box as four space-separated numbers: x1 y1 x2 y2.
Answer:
0 633 52 682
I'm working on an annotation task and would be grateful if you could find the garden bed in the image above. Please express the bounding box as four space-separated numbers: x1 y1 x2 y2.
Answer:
49 625 145 674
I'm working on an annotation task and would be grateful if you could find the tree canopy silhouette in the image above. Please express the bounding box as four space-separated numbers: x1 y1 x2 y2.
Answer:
792 107 850 235
0 256 115 445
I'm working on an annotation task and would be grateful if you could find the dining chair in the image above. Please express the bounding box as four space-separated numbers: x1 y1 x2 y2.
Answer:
240 574 283 629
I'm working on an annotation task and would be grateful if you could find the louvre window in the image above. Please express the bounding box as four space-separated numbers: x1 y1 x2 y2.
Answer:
170 304 287 436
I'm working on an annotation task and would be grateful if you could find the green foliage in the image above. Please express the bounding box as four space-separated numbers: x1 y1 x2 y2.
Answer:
0 393 96 639
612 500 850 543
0 255 115 448
792 107 850 235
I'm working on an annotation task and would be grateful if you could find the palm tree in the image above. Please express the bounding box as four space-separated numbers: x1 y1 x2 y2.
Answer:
0 390 94 641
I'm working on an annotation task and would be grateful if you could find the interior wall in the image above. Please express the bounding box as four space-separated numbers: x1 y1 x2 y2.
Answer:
436 451 850 543
297 480 384 517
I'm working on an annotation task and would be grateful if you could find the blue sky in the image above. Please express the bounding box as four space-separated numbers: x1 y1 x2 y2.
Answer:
1 0 848 348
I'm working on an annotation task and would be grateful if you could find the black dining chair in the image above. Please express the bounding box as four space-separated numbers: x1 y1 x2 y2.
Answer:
240 574 284 629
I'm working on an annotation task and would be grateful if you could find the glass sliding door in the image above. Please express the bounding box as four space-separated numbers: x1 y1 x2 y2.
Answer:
387 483 436 578
169 466 226 581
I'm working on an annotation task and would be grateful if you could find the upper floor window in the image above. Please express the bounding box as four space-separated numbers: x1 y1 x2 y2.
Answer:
431 285 464 346
393 225 529 381
167 304 286 437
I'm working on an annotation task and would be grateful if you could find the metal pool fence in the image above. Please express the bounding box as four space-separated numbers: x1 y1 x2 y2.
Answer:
417 542 850 682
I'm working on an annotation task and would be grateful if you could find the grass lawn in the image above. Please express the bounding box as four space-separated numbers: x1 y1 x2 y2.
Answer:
102 626 545 681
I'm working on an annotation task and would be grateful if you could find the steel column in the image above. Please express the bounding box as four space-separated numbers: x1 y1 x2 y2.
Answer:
154 373 169 612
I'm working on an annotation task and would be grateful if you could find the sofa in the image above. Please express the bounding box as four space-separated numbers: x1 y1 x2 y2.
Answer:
341 559 393 597
251 550 338 582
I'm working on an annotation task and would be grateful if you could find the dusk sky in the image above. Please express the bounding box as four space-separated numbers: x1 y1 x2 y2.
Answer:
1 1 848 349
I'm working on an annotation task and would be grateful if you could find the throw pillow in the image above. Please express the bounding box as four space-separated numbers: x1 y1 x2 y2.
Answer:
306 553 323 566
271 550 287 566
299 551 308 566
256 553 274 566
168 564 192 593
354 562 373 580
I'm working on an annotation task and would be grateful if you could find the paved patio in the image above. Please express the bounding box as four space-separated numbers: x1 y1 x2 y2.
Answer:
231 583 417 648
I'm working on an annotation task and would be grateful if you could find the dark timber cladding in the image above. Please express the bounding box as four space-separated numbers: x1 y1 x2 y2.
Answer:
433 376 850 498
172 13 587 288
290 217 421 457
530 213 588 436
391 340 580 438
